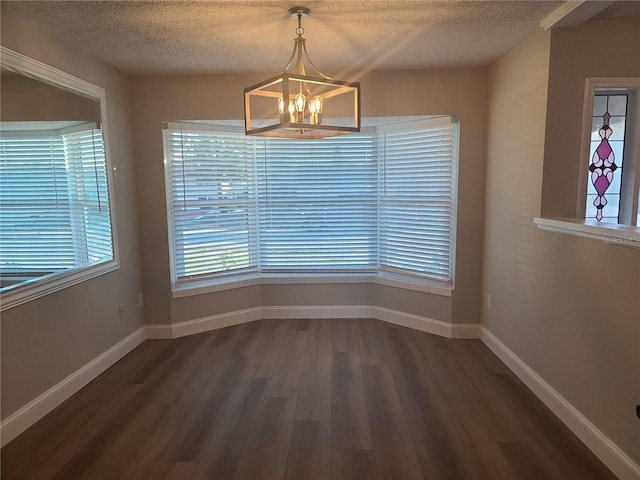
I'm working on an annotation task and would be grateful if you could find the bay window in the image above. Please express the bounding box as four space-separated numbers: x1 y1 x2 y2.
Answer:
164 117 458 291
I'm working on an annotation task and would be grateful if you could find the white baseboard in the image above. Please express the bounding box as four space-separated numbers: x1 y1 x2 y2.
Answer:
145 307 263 339
372 306 482 338
151 305 462 338
261 305 481 339
480 327 640 480
262 304 373 320
0 327 146 448
142 323 174 339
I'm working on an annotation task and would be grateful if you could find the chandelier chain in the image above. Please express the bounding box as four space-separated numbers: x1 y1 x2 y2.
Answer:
296 12 304 37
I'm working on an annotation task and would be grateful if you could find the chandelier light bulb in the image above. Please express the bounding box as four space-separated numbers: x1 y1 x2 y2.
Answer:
295 93 306 122
309 95 323 124
287 99 296 123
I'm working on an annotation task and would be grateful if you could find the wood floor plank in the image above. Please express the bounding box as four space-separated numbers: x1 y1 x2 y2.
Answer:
449 340 536 443
496 372 618 480
0 378 120 479
382 325 430 394
44 338 212 479
243 318 290 378
236 396 298 480
414 330 470 387
498 441 569 480
362 365 424 480
98 428 176 480
283 421 331 480
266 328 310 398
331 448 378 480
26 385 142 480
444 413 520 480
191 377 268 480
148 461 197 480
356 318 389 366
159 355 248 462
210 320 265 358
332 317 359 353
331 351 373 450
0 338 190 480
399 388 470 480
419 340 485 415
141 336 223 431
296 321 333 421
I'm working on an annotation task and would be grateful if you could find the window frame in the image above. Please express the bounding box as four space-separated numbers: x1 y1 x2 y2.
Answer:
577 77 640 226
0 47 119 311
163 118 458 296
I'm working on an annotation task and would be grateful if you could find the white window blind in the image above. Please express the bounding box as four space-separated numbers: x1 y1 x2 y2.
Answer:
0 135 74 273
379 119 457 281
164 117 457 287
165 127 258 279
63 129 113 265
0 127 114 287
256 136 377 271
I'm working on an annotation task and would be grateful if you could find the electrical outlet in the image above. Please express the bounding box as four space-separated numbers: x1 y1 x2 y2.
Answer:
486 294 492 310
138 293 144 308
118 304 125 320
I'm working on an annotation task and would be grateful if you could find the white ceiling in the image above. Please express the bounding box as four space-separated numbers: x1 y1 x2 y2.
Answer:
2 1 638 76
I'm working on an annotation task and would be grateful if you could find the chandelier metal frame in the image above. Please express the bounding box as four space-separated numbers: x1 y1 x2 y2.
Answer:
244 6 361 139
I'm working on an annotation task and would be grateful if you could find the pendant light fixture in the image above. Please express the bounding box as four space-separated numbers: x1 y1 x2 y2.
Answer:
244 6 360 139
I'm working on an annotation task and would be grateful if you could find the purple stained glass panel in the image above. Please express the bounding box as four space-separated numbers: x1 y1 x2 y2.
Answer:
585 93 627 223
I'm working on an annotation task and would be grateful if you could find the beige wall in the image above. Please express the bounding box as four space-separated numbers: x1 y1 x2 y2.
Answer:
130 67 487 326
484 20 640 466
0 10 144 419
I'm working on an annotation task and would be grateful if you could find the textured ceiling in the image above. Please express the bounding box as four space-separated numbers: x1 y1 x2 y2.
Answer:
0 0 626 76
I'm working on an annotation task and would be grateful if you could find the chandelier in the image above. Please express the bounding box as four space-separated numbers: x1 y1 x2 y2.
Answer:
244 6 361 139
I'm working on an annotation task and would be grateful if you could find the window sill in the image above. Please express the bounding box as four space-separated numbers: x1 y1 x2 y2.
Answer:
172 272 453 299
533 217 640 249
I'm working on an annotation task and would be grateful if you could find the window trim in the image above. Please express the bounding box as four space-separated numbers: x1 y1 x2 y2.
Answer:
576 77 640 224
0 47 119 311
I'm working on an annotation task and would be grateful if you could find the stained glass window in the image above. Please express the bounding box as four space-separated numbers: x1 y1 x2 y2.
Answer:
585 93 627 223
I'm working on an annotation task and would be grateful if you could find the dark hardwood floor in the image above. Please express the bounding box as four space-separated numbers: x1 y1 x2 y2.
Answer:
1 318 617 479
